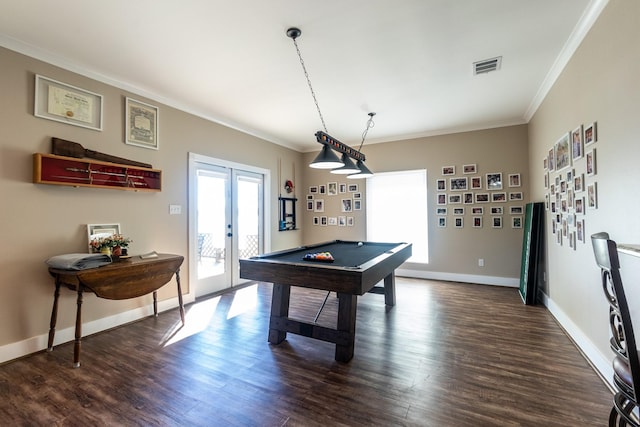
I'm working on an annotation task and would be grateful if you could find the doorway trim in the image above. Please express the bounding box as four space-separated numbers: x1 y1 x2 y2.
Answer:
188 152 271 298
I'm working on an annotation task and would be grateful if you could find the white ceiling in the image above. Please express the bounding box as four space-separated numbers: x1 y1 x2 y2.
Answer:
0 0 606 152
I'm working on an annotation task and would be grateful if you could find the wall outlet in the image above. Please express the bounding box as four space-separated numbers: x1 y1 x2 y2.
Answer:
169 204 182 215
478 258 484 267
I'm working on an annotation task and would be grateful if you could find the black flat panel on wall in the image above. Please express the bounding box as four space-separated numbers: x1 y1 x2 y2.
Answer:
519 202 544 305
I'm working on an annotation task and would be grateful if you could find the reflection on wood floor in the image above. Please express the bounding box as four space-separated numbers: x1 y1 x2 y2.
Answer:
0 278 613 426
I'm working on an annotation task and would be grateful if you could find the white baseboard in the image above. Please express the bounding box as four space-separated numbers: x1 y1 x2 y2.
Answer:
0 293 194 365
397 268 519 287
540 291 614 391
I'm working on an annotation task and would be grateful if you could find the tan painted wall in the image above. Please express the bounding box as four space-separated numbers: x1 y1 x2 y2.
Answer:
528 0 640 364
302 125 530 280
0 47 303 348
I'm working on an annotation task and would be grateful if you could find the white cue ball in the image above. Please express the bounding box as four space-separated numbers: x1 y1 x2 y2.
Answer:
357 242 363 247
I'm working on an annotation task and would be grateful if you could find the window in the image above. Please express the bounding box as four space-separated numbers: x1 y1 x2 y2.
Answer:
366 169 428 263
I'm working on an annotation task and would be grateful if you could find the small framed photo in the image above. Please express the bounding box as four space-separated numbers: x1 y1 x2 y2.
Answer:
320 216 328 226
87 223 120 252
125 97 159 150
436 207 447 215
454 217 464 228
313 216 319 225
554 132 571 171
571 125 583 161
314 199 325 212
509 192 523 201
508 174 521 187
437 194 447 205
575 197 585 214
306 194 314 200
586 149 597 176
453 207 465 216
510 206 523 215
319 184 326 194
471 207 484 215
472 217 483 228
577 219 585 242
437 179 446 191
327 182 338 195
475 193 489 203
543 156 548 170
492 217 503 229
463 164 477 174
490 206 503 215
306 200 313 210
353 192 362 199
512 217 523 228
584 122 597 146
486 173 503 190
448 194 462 204
347 217 354 226
338 216 346 227
35 75 104 131
341 199 353 212
339 183 347 193
309 186 318 194
548 147 556 171
438 217 447 228
348 184 359 192
587 182 598 209
354 200 362 210
463 192 474 204
471 176 482 189
449 177 468 191
491 192 507 202
574 174 584 192
442 166 455 175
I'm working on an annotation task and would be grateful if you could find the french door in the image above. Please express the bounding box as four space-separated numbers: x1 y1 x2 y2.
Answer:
189 153 269 298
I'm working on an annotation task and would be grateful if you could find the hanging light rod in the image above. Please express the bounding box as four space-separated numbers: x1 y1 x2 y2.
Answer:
287 26 374 175
315 131 366 162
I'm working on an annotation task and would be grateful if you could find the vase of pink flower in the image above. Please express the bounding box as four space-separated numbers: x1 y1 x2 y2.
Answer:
90 234 132 258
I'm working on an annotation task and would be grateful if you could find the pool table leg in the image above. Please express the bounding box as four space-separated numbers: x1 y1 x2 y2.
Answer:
269 283 290 344
335 293 357 362
383 272 396 307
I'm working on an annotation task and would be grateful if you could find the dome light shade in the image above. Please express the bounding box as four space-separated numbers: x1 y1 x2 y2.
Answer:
330 153 360 174
309 145 344 169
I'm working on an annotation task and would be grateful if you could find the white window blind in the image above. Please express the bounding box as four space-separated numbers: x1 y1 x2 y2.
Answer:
366 169 428 263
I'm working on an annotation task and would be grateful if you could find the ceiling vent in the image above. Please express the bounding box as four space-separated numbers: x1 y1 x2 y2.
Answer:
473 56 502 75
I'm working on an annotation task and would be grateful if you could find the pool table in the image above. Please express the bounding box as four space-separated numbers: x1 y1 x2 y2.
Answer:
239 240 412 362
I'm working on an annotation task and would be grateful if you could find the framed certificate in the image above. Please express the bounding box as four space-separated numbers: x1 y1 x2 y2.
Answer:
34 75 103 131
125 97 159 150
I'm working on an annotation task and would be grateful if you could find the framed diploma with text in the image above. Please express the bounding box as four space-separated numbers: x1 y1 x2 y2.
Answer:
34 75 103 131
125 97 159 150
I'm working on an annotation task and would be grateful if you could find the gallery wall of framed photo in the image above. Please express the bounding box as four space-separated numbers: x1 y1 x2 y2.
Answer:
306 181 362 228
543 121 598 250
436 163 525 230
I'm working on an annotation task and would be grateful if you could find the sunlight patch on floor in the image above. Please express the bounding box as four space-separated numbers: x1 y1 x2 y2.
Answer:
227 285 258 319
161 297 220 347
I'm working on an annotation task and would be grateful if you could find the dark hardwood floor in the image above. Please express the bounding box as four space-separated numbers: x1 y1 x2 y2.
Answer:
0 278 613 426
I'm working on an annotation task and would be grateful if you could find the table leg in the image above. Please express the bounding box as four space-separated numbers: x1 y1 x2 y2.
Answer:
175 269 185 325
73 288 84 368
383 272 396 307
335 293 357 362
47 281 61 351
153 291 158 317
268 283 290 344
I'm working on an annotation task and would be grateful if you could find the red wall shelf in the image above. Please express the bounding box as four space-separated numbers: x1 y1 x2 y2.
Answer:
33 153 162 192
